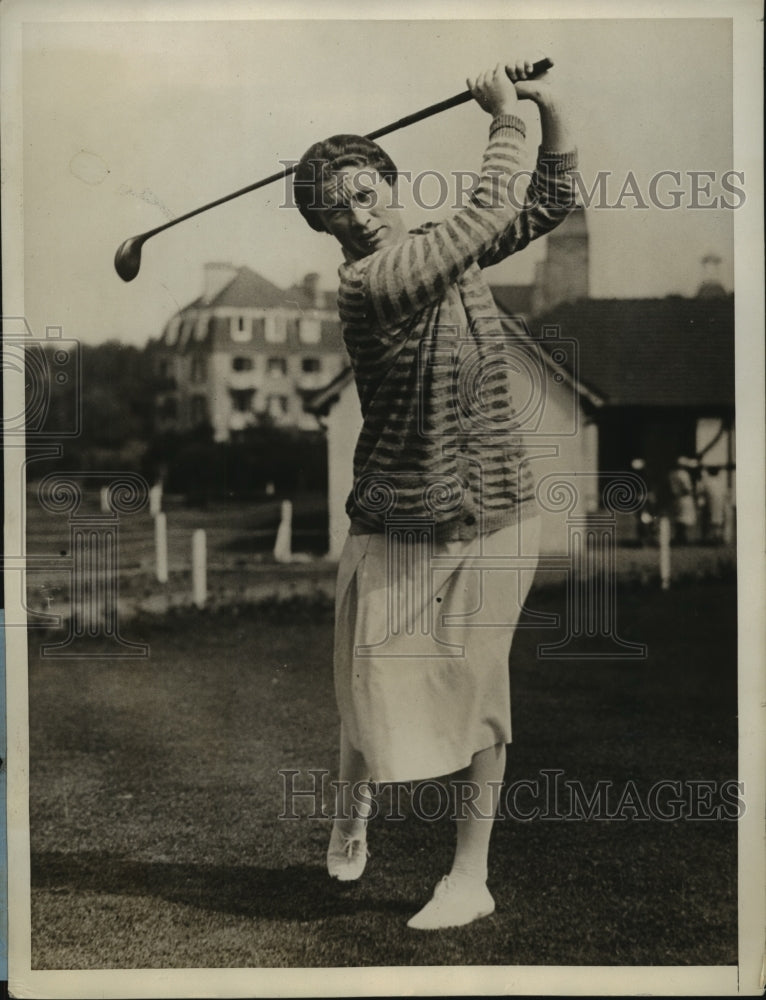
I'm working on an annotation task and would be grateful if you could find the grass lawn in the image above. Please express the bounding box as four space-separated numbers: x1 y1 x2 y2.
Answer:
28 580 737 969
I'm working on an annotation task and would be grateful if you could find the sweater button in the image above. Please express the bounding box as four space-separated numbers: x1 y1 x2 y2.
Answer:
464 514 476 526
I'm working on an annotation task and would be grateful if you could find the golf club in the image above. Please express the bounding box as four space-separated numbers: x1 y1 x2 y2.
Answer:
114 57 553 282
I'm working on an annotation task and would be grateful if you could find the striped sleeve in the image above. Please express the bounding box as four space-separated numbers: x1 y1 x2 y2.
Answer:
477 147 579 269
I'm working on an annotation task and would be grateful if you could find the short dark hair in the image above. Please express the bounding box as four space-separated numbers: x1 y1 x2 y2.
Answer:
293 134 398 233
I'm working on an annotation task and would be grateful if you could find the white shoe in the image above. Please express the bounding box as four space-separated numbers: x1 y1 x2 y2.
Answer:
407 875 495 930
326 823 369 882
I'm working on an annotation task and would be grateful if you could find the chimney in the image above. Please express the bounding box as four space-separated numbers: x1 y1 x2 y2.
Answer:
302 272 322 309
701 253 722 283
696 253 726 298
202 262 239 304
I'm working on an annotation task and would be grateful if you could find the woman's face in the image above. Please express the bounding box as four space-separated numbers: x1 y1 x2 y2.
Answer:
315 167 408 261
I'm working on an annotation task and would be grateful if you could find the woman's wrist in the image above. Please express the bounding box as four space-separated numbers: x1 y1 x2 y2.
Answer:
537 95 574 153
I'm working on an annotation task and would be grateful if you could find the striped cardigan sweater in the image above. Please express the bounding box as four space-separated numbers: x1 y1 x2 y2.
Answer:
337 114 578 540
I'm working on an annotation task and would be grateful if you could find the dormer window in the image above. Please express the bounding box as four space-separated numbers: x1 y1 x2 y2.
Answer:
231 315 252 342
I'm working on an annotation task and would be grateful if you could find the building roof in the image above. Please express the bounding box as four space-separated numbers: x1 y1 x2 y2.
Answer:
171 266 338 317
159 265 343 348
534 295 734 408
284 281 338 312
200 266 297 310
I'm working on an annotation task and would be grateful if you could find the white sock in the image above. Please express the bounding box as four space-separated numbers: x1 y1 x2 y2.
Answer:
448 743 506 885
334 725 372 838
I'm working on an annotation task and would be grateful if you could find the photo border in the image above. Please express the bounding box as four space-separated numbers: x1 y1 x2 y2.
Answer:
2 0 763 996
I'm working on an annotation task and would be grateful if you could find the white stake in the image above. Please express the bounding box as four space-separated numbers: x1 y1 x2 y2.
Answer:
273 499 293 563
658 515 671 590
155 512 168 584
192 529 207 608
149 482 163 517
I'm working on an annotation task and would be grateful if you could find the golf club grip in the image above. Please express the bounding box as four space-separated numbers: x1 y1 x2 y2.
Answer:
365 57 553 141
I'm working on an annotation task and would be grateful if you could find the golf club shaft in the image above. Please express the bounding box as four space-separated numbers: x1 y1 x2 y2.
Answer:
115 57 553 279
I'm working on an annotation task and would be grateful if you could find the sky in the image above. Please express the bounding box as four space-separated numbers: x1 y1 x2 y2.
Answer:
13 10 743 347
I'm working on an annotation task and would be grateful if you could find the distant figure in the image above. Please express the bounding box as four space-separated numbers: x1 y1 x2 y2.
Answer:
699 466 726 544
630 458 655 546
668 457 697 545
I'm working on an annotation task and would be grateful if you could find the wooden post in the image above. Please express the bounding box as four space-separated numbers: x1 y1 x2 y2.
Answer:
192 529 207 608
149 483 163 517
273 499 292 563
659 515 671 590
155 512 168 584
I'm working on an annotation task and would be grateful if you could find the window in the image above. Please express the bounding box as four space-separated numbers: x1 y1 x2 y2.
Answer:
231 315 252 342
267 357 288 377
252 317 266 337
159 397 177 419
191 355 207 382
267 394 289 419
230 388 255 413
180 317 197 344
167 318 182 345
266 315 287 343
190 394 208 425
208 315 228 338
286 317 300 339
157 359 176 390
232 356 254 372
299 317 321 344
301 357 321 373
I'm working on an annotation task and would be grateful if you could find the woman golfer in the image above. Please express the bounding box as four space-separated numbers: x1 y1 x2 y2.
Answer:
294 58 577 929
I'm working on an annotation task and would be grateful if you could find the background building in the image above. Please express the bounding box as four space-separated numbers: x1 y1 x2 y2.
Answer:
150 264 346 440
535 292 735 496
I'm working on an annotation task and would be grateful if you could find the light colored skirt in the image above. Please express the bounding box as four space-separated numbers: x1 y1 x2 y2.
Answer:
334 517 540 783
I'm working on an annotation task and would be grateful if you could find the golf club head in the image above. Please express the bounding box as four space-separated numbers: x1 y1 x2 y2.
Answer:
114 235 145 282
